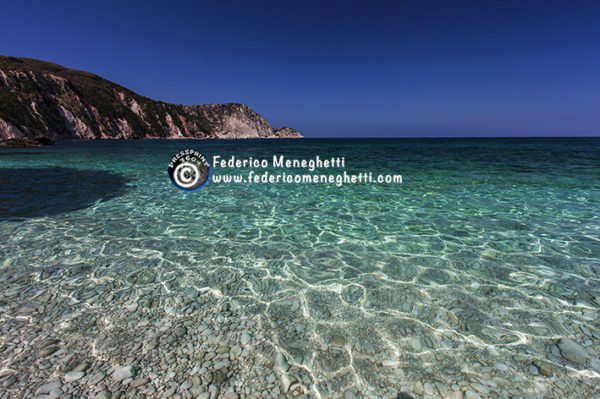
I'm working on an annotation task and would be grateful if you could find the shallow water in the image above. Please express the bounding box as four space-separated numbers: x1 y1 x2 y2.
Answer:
1 138 600 397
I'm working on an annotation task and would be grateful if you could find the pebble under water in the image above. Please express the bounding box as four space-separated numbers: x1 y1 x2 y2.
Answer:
1 138 599 398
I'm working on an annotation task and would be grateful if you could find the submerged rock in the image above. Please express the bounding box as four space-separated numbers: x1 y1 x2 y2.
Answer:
465 391 481 399
281 374 296 393
130 377 148 388
330 335 346 348
557 338 589 364
240 332 252 346
590 358 600 373
112 365 136 382
92 391 111 399
38 346 59 358
35 381 62 395
229 345 242 360
87 371 105 385
274 352 289 373
533 359 554 377
64 371 85 382
344 391 357 399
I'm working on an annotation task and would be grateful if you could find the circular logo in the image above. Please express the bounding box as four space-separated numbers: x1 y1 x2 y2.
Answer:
168 149 210 191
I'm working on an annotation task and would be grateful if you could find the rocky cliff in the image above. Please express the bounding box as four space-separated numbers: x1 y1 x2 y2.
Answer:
0 56 302 140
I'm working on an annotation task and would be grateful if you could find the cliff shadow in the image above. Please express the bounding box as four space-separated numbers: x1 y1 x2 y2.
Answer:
0 167 132 220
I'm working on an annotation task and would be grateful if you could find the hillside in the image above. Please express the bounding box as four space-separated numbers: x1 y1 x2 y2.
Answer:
0 56 301 140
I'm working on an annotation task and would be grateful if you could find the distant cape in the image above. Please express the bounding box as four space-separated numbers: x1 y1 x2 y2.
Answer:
0 56 302 140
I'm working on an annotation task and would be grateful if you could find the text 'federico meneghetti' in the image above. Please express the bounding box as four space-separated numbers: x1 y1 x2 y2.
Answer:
211 155 346 172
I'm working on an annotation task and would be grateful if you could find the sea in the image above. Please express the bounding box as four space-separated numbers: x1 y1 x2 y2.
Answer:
1 138 599 398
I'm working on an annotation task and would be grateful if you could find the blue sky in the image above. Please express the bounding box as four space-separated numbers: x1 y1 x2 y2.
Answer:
1 1 599 137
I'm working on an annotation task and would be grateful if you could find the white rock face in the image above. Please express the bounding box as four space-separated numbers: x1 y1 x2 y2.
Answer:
129 98 144 118
165 113 183 137
0 118 27 138
57 105 95 139
195 103 302 139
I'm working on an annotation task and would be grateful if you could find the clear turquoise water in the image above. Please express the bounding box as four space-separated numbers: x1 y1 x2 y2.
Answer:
1 138 600 395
